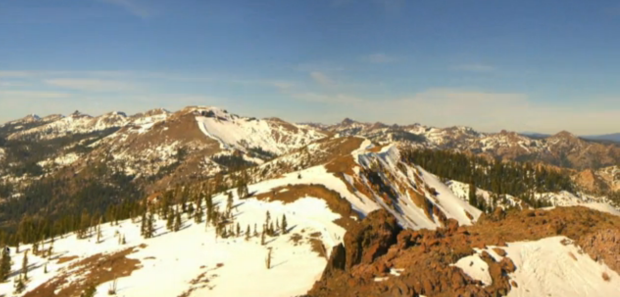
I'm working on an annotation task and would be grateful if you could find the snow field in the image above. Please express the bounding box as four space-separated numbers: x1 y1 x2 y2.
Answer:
1 192 344 297
452 236 620 297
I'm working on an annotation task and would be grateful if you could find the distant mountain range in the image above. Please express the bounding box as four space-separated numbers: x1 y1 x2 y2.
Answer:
581 133 620 143
521 132 620 143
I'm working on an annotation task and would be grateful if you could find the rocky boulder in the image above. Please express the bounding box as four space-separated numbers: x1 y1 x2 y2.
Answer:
344 209 401 269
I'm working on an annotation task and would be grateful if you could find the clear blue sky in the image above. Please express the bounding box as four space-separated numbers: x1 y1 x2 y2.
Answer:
1 0 619 134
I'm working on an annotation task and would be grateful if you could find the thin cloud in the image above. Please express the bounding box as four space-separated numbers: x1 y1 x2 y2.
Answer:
44 79 138 92
99 0 156 19
362 53 397 64
453 64 496 73
309 71 335 87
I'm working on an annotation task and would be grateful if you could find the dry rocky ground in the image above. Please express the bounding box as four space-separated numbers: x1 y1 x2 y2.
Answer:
304 207 620 297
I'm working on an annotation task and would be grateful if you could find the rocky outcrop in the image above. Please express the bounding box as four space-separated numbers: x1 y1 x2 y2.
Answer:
307 206 620 297
578 229 620 274
343 209 401 269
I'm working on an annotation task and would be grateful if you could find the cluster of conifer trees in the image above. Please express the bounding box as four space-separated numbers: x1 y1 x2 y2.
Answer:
402 148 574 203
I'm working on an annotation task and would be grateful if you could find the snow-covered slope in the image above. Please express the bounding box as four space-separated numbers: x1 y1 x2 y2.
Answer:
455 237 620 297
8 111 127 140
195 107 325 155
0 194 343 296
247 137 482 230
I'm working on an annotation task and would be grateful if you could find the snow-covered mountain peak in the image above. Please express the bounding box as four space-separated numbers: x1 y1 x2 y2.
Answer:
194 108 326 155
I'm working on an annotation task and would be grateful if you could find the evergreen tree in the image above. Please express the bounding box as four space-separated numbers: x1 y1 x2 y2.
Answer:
14 276 25 294
174 211 182 232
468 183 478 207
226 192 233 213
194 203 203 224
245 225 251 241
166 209 175 231
21 250 28 280
261 227 266 245
187 202 195 216
147 213 155 238
1 246 11 281
281 214 288 234
140 211 147 236
236 223 241 237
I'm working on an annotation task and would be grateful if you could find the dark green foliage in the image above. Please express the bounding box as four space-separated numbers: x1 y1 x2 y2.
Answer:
1 246 10 281
402 149 573 208
0 128 119 177
211 154 257 172
247 146 277 161
281 214 288 234
174 211 182 232
387 129 426 143
468 183 477 207
0 162 143 245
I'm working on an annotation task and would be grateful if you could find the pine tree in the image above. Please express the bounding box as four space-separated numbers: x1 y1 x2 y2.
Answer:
47 237 54 257
174 211 182 232
468 183 478 207
188 202 195 216
1 246 11 281
167 209 175 231
245 225 251 241
261 226 266 245
22 250 28 280
236 223 241 237
14 276 25 294
281 214 288 235
194 203 203 224
226 192 233 213
140 211 147 236
147 213 155 238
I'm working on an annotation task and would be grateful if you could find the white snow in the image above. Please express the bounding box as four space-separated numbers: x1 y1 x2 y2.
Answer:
194 107 322 155
452 253 492 286
454 236 620 297
0 194 342 297
417 166 483 225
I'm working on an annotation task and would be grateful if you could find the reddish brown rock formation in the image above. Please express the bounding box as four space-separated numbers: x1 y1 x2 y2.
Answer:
306 206 620 297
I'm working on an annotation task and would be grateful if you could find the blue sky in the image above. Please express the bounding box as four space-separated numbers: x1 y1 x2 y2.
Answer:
1 0 619 134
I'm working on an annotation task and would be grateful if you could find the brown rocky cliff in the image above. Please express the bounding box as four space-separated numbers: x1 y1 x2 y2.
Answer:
343 209 401 269
307 206 620 297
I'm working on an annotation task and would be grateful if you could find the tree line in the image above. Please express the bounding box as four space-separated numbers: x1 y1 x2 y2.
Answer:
401 148 574 207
